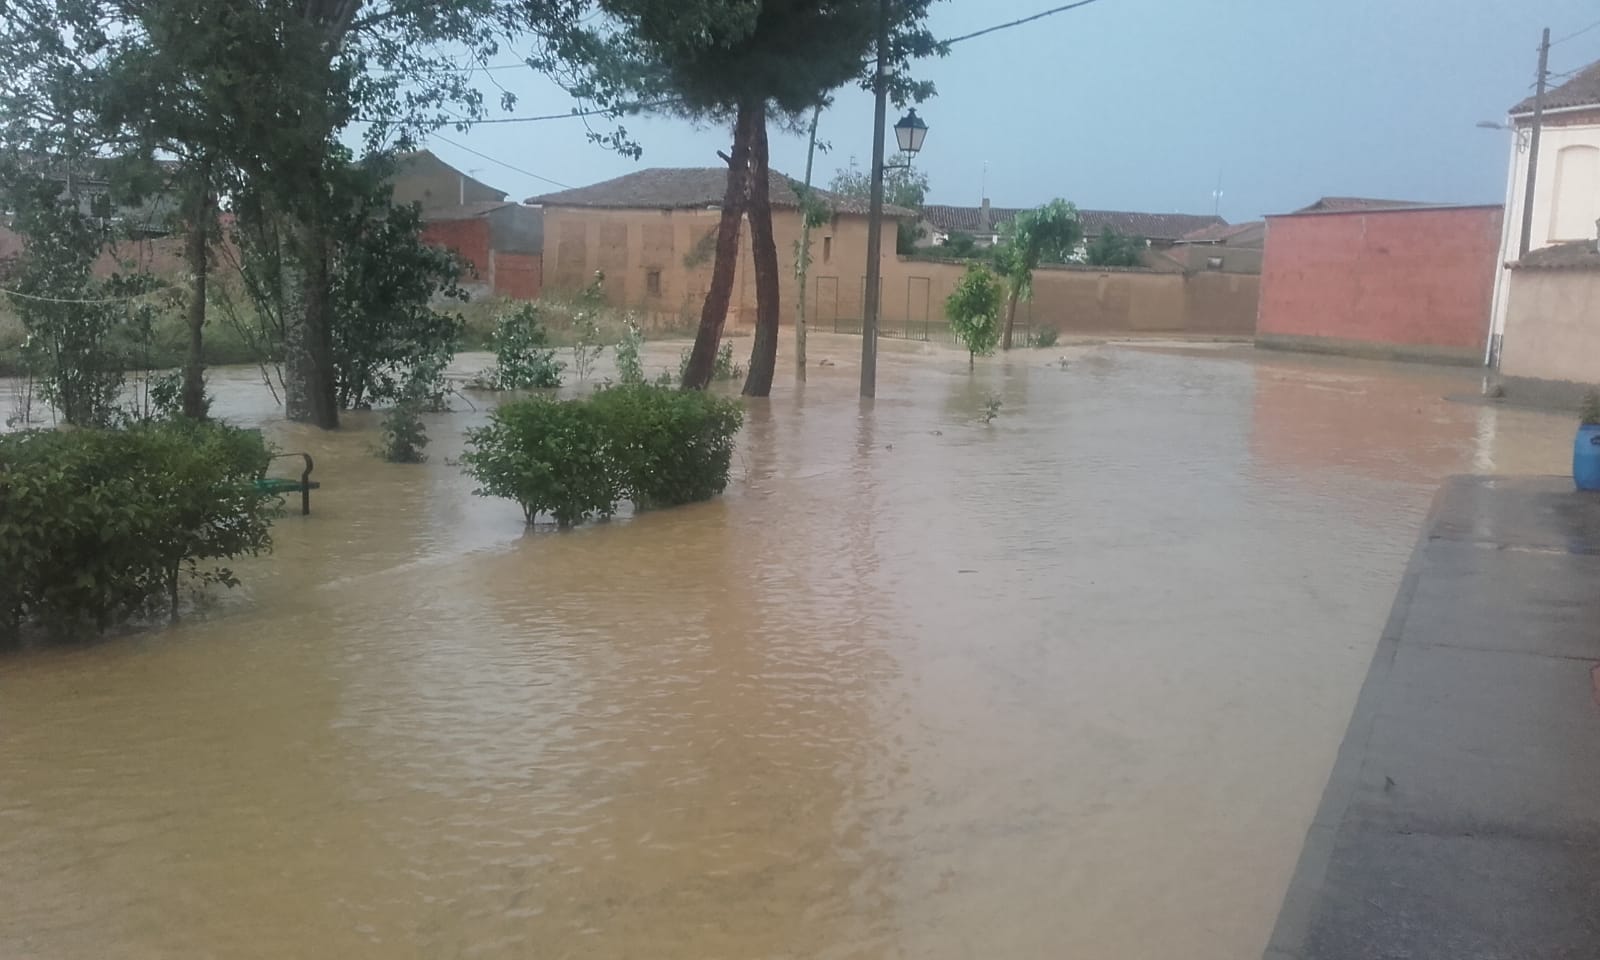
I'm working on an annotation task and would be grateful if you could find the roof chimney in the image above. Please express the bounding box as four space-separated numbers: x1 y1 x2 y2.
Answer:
979 198 991 234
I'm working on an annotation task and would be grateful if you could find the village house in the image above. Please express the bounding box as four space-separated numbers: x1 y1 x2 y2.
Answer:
528 167 914 330
1488 59 1600 401
1257 197 1504 364
1167 220 1266 274
393 151 545 300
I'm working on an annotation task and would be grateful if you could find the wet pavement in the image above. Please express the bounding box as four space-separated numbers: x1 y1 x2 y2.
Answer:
1265 475 1600 960
0 335 1581 959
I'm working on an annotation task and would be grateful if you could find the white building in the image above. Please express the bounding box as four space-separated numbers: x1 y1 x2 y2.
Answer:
1486 60 1600 381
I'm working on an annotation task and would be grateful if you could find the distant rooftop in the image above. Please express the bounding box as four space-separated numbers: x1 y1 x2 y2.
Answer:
921 204 1226 243
1271 197 1500 218
528 168 916 218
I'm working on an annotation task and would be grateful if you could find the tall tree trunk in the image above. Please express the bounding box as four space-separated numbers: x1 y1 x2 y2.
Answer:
682 102 756 390
1001 285 1021 350
181 166 213 419
285 218 339 428
742 104 781 398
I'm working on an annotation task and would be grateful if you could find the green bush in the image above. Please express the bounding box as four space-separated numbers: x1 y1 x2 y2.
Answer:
473 304 565 390
378 400 429 463
614 317 646 385
0 421 275 637
1031 326 1060 348
946 264 1003 368
1581 390 1600 426
590 385 744 508
461 397 618 527
460 386 743 526
675 340 744 383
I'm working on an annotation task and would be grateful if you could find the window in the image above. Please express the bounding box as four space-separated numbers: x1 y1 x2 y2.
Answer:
1550 145 1600 242
646 270 662 296
823 236 833 263
1206 256 1224 271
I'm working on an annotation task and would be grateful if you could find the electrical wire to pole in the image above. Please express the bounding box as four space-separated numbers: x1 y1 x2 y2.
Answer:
430 132 573 189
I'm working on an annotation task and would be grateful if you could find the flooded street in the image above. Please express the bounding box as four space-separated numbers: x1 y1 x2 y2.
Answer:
0 336 1575 959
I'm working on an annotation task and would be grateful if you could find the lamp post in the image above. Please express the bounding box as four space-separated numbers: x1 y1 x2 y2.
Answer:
859 84 929 397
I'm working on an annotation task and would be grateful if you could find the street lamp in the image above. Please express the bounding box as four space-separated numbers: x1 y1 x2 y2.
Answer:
859 62 932 398
891 109 928 165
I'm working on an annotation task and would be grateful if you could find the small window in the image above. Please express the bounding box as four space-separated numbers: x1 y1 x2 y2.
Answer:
823 236 833 263
646 270 662 296
1206 256 1224 271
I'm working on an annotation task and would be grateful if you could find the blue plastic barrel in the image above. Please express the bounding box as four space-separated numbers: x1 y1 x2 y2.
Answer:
1576 424 1600 491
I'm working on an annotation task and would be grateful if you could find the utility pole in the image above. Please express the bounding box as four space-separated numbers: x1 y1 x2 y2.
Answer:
1520 27 1550 259
795 104 822 383
859 0 890 399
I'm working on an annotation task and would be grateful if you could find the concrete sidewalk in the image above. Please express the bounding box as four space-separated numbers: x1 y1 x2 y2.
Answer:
1265 475 1600 960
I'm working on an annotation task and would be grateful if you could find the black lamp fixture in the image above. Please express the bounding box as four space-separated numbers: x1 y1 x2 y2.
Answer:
889 109 928 167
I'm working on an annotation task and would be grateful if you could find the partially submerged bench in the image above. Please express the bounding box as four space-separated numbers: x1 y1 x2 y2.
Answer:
254 452 319 516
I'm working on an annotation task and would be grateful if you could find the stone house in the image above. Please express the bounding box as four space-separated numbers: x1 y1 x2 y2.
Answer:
393 151 545 300
528 168 913 329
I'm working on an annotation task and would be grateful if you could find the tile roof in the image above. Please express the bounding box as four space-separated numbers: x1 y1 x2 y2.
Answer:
528 168 916 218
1292 197 1432 214
919 204 1226 242
1510 239 1600 270
422 200 519 221
1511 59 1600 115
1177 220 1263 243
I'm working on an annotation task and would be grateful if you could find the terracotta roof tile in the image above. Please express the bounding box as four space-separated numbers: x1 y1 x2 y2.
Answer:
1511 59 1600 115
1178 220 1263 243
920 204 1226 242
1292 197 1432 214
528 168 915 218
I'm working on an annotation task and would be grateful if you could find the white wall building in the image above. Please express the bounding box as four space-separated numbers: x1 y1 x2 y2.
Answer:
1486 61 1600 369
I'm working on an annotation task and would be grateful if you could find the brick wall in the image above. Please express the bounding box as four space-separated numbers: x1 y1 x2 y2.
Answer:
492 251 542 300
420 218 492 286
1257 205 1503 364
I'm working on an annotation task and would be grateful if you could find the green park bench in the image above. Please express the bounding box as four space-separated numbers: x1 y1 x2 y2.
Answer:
254 451 319 516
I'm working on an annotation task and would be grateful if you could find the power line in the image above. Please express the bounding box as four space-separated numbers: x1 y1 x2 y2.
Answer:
466 98 679 124
1552 17 1600 46
429 132 573 189
942 0 1109 46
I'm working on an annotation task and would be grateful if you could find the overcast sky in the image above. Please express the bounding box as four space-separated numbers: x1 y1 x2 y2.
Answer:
390 0 1600 223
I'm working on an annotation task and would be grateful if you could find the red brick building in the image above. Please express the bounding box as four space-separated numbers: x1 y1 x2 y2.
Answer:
1257 198 1503 365
418 201 544 301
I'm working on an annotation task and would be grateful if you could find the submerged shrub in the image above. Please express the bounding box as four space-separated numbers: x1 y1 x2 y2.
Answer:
589 385 744 508
474 303 565 390
460 397 618 527
378 400 429 463
0 421 275 637
460 385 743 526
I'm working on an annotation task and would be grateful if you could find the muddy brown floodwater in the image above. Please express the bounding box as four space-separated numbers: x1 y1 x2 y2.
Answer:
0 335 1575 959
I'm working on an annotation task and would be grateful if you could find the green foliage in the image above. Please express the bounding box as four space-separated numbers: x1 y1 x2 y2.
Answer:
615 318 646 385
589 385 744 508
569 309 605 382
1031 326 1060 349
0 420 275 638
1084 227 1146 268
461 386 743 526
940 231 980 258
945 265 1003 367
475 304 566 390
677 341 744 382
981 394 1002 424
378 401 429 463
1581 390 1600 426
331 191 467 409
999 199 1084 295
460 397 620 528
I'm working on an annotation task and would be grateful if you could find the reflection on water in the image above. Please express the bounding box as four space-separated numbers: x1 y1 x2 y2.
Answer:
0 337 1573 959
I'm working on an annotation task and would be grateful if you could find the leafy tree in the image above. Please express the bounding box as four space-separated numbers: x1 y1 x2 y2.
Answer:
827 157 929 254
995 199 1082 350
939 231 980 258
1084 227 1146 268
945 264 1002 369
590 0 943 396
